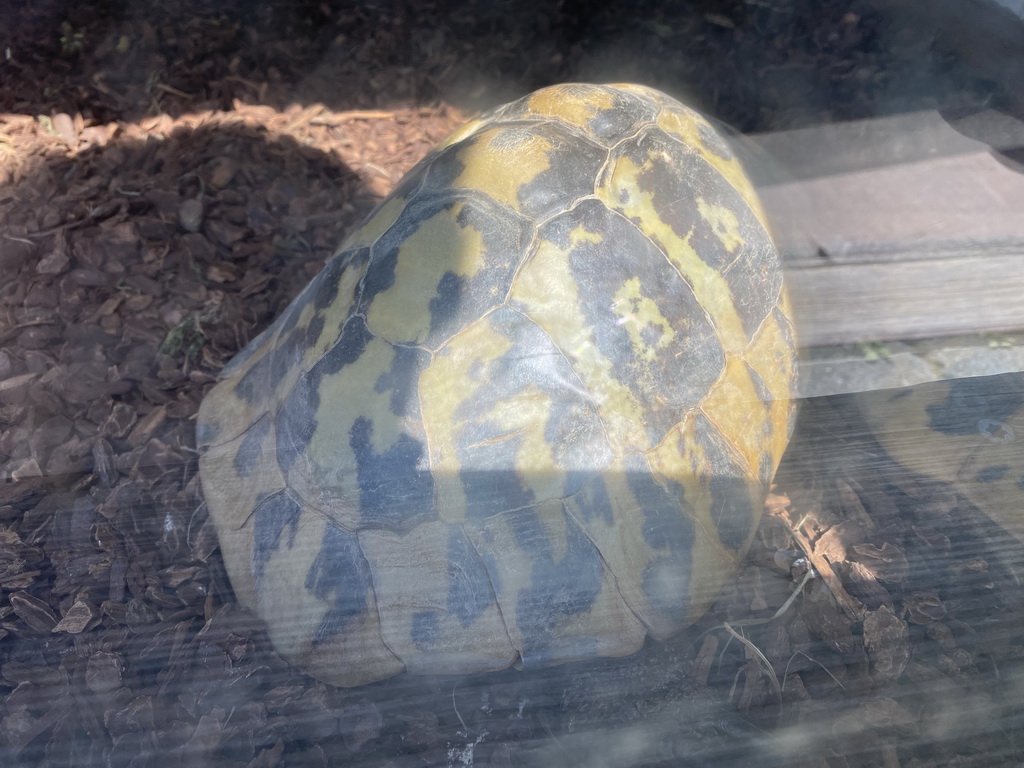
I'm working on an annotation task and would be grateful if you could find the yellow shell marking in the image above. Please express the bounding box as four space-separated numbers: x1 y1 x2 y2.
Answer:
432 116 488 154
340 194 408 251
655 108 769 231
744 311 797 467
453 128 555 215
523 85 617 131
646 424 755 621
562 454 681 640
300 336 403 523
478 382 560 499
611 276 676 363
597 153 750 355
699 357 770 474
696 198 745 255
511 227 650 452
418 316 513 524
302 259 366 370
365 202 486 345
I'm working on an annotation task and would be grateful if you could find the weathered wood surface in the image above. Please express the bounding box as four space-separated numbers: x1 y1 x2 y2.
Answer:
786 254 1024 347
752 110 1024 346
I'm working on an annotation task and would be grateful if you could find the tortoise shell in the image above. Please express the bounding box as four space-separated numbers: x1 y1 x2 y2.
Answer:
857 371 1024 546
196 83 799 687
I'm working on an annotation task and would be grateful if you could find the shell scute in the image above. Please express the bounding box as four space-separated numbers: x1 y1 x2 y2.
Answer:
360 194 533 348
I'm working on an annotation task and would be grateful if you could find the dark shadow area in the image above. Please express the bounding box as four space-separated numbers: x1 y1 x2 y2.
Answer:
0 118 366 763
0 0 1015 131
0 114 376 530
0 118 371 480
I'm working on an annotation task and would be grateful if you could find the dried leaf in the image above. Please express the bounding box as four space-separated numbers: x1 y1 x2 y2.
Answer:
126 405 167 448
85 651 125 693
52 598 97 634
850 541 910 583
843 560 892 610
864 605 910 682
52 113 78 147
903 592 948 624
9 591 58 633
205 219 246 247
179 199 204 233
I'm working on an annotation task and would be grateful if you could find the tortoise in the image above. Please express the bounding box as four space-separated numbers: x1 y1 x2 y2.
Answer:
196 83 799 688
855 371 1024 547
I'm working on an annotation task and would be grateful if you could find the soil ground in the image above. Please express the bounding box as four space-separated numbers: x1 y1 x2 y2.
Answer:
1 1 1023 766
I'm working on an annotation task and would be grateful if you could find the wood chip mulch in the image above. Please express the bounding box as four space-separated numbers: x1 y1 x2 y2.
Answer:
1 1 1022 766
0 99 465 766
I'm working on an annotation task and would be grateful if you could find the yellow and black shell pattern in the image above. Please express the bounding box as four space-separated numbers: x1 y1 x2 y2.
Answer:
196 83 799 688
857 371 1024 546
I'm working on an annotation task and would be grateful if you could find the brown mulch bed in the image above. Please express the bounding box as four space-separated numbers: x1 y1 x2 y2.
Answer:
1 1 1022 766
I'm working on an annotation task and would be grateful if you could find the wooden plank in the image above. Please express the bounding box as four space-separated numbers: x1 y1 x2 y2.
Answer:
749 110 991 183
760 148 1024 266
749 110 1024 345
787 254 1024 347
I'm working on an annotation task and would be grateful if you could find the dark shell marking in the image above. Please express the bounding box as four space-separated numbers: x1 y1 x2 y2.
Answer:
857 371 1024 551
197 83 798 687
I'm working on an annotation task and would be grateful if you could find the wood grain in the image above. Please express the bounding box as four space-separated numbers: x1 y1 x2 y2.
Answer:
787 254 1024 347
752 110 1024 346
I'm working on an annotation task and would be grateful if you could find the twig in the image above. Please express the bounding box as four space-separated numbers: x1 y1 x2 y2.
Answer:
310 110 397 125
722 621 783 706
451 686 468 735
155 82 194 99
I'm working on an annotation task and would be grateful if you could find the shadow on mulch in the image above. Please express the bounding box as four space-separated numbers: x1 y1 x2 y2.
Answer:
0 120 374 761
